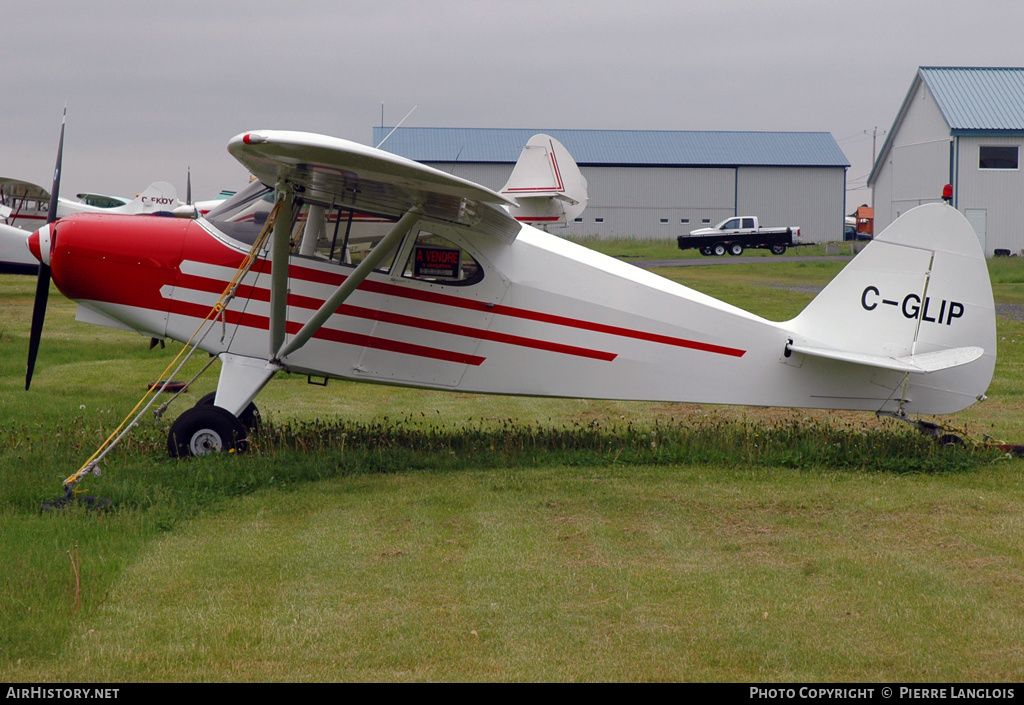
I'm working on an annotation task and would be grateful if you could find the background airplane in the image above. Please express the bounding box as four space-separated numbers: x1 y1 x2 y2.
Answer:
0 221 37 274
1 177 181 231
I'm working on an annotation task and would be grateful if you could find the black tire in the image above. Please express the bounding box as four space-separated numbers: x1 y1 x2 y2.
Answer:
712 243 727 256
196 392 261 432
168 405 248 458
770 244 787 255
728 243 744 256
700 246 713 256
937 433 964 448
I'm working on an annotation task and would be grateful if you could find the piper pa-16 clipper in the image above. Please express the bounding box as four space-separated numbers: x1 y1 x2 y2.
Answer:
24 128 995 461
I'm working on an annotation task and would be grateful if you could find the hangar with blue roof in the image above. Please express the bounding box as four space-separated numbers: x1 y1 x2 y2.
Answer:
869 67 1024 256
373 127 850 241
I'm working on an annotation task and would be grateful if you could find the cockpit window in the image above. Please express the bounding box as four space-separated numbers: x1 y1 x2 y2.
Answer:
78 194 130 208
205 186 481 284
204 181 276 246
401 230 483 286
294 203 402 272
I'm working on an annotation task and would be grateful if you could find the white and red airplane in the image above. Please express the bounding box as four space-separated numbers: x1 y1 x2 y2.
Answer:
1 177 180 231
23 128 996 461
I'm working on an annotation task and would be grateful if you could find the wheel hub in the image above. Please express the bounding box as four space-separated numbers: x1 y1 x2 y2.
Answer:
189 429 223 455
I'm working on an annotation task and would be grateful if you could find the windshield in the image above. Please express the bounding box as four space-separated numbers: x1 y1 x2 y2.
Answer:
204 181 275 246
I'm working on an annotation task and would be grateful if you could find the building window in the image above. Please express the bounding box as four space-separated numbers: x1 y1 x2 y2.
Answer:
680 219 689 224
979 146 1019 170
702 219 711 224
594 218 604 223
660 218 669 224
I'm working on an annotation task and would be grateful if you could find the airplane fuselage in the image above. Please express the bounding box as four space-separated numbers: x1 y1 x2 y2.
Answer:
33 209 992 415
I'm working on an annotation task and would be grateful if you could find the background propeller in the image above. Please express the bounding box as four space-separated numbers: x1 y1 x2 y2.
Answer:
25 107 65 391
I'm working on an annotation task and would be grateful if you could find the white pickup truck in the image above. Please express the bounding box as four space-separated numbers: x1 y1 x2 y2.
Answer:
677 216 802 256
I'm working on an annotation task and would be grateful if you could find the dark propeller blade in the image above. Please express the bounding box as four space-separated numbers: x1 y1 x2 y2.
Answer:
25 107 65 391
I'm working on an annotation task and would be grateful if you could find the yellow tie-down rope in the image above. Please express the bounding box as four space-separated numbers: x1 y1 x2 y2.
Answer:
61 200 283 498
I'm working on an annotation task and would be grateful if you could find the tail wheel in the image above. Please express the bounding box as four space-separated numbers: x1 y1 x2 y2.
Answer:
168 405 248 458
937 434 964 448
728 243 744 256
712 243 727 256
196 392 262 433
771 244 787 255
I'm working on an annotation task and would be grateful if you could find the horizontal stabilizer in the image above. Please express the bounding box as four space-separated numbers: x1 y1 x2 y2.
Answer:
787 343 984 374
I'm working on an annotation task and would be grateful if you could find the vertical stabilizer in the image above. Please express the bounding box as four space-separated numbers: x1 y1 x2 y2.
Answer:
125 182 179 214
500 134 587 227
784 203 996 413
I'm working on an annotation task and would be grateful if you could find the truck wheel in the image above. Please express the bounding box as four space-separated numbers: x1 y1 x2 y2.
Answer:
728 243 744 256
771 244 787 255
712 243 727 257
700 246 713 256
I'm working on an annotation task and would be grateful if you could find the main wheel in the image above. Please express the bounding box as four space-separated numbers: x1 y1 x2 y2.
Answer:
770 244 787 255
712 243 727 256
168 405 248 458
728 243 744 256
195 392 261 432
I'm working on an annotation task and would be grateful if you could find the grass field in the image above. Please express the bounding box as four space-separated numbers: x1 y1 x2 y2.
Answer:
2 241 1023 682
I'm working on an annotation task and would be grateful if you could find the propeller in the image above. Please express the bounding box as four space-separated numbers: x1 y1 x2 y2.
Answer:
25 107 65 391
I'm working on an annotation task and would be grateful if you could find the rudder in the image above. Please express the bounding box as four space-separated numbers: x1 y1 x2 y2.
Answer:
784 203 995 413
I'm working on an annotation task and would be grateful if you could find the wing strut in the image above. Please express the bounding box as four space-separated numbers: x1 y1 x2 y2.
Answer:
273 205 423 361
269 186 293 357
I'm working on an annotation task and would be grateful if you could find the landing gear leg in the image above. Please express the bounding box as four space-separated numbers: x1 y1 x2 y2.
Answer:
196 391 261 433
166 353 279 458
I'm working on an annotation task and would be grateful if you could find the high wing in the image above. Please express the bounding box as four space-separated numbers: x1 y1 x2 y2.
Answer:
0 177 50 202
227 130 522 245
1 179 48 232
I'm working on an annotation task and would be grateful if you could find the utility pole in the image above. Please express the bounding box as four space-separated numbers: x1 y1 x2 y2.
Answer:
867 126 886 164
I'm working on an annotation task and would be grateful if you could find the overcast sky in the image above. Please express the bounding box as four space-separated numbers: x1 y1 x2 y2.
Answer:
4 0 1022 207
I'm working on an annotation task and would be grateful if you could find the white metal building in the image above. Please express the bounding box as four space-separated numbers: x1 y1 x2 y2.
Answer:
869 67 1024 256
373 128 850 242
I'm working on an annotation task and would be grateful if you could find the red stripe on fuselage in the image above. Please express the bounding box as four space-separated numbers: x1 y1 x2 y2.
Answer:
166 297 486 366
247 258 746 357
174 271 618 362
